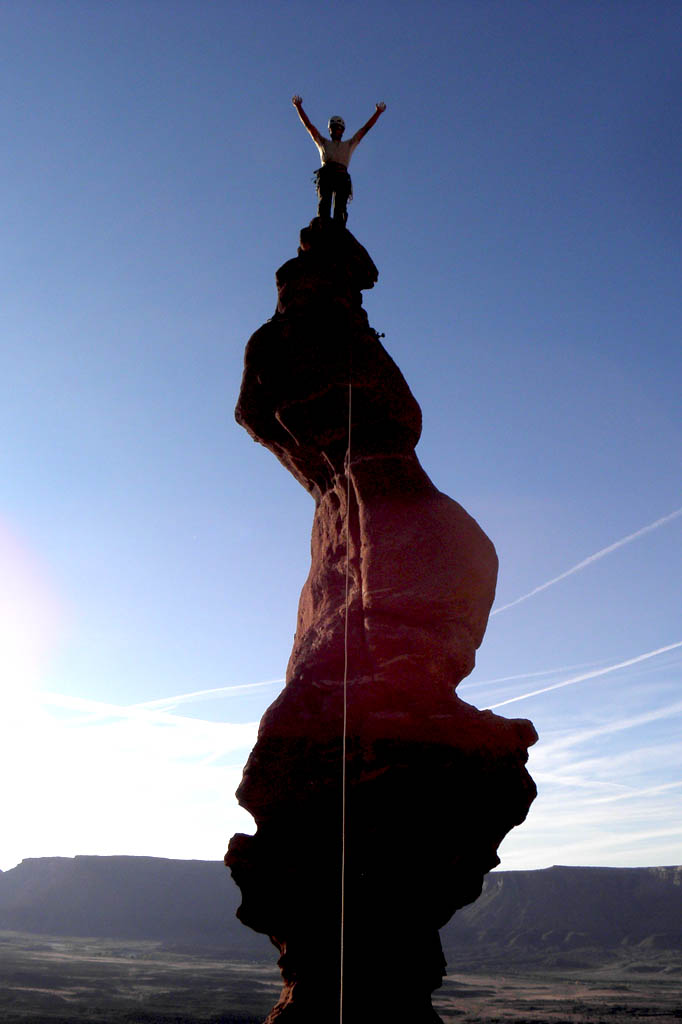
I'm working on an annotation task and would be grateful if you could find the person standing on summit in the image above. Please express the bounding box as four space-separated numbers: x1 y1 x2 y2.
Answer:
292 95 386 224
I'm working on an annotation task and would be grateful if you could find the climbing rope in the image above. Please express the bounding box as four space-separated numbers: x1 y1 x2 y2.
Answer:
339 371 352 1023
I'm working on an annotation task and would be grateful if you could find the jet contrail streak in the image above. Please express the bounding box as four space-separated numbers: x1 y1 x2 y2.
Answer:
132 678 285 710
31 679 284 730
492 506 682 615
459 657 608 690
35 690 260 731
590 780 682 805
487 640 682 709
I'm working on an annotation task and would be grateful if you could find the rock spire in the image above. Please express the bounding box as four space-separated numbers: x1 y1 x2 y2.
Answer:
226 219 537 1022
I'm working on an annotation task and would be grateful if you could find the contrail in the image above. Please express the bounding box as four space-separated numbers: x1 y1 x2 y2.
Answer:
591 780 682 805
459 657 609 690
492 506 682 615
132 678 285 710
487 640 682 709
35 689 261 732
32 679 284 730
539 699 682 753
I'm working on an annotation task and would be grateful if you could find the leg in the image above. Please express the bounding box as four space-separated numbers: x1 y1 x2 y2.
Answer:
317 182 332 219
333 176 351 225
329 174 350 224
333 189 348 224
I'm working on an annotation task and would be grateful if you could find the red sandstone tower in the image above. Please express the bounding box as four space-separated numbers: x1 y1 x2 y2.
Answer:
226 219 537 1022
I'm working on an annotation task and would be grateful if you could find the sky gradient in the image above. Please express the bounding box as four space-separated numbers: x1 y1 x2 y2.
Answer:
1 1 681 873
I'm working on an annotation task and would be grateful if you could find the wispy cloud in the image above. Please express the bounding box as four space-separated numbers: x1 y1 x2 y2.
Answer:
531 739 682 793
487 640 682 709
500 819 682 871
499 738 682 869
492 506 682 615
535 696 682 752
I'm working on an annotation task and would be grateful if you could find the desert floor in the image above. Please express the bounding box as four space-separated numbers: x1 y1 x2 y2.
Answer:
1 931 679 1023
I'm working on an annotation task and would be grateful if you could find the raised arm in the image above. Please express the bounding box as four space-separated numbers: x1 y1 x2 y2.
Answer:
292 95 322 145
351 101 386 145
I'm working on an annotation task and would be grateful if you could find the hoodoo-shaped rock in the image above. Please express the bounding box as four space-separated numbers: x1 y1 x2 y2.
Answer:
227 219 537 1023
236 220 420 501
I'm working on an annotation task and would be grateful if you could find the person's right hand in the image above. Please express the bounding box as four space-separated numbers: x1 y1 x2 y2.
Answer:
292 95 302 107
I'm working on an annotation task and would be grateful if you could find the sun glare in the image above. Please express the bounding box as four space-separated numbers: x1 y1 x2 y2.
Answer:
0 521 62 703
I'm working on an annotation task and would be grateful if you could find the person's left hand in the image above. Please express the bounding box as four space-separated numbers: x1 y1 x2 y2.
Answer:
376 101 387 112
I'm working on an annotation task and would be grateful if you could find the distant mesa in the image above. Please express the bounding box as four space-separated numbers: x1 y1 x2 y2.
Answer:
1 857 680 958
0 855 267 957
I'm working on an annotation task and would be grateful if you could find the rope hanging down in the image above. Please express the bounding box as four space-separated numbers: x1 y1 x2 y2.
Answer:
339 372 352 1023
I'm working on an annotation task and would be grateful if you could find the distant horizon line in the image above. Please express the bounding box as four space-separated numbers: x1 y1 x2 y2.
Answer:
4 853 679 872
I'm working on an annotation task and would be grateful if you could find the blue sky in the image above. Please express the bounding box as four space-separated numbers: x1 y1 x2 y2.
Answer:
1 1 680 873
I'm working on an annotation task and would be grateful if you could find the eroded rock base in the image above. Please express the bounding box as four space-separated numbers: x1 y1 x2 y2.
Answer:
227 695 536 1022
